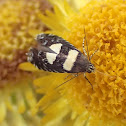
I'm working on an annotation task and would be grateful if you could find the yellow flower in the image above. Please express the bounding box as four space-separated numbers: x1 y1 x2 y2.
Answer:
0 0 52 125
22 0 126 125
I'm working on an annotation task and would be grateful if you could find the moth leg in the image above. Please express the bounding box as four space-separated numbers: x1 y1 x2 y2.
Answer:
55 73 83 90
64 73 78 80
55 74 79 90
84 73 93 90
64 74 72 80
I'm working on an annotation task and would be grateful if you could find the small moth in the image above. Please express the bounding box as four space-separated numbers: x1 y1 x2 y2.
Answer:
27 33 95 88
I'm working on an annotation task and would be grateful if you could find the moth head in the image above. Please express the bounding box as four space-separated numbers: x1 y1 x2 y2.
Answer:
35 33 46 44
86 62 95 73
26 48 34 63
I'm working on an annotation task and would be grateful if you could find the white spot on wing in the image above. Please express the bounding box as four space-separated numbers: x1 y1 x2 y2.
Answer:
46 53 57 64
63 50 79 71
46 43 62 64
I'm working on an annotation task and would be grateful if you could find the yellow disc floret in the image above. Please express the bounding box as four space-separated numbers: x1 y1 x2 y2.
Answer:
62 0 126 122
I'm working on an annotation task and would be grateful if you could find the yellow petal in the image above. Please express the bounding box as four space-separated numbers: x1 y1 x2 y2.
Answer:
19 62 39 71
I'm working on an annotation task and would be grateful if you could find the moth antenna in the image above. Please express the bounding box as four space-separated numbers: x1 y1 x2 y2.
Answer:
82 34 87 57
54 73 81 90
84 73 93 90
64 73 77 80
89 48 99 61
83 27 90 60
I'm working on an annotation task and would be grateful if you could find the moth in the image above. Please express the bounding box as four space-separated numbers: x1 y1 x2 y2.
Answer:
27 33 95 88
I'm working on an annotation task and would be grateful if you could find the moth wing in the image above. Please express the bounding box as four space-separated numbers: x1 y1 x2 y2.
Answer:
36 34 79 52
27 48 50 71
37 45 57 54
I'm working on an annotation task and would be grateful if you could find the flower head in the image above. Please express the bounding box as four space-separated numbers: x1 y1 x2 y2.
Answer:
23 0 126 125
